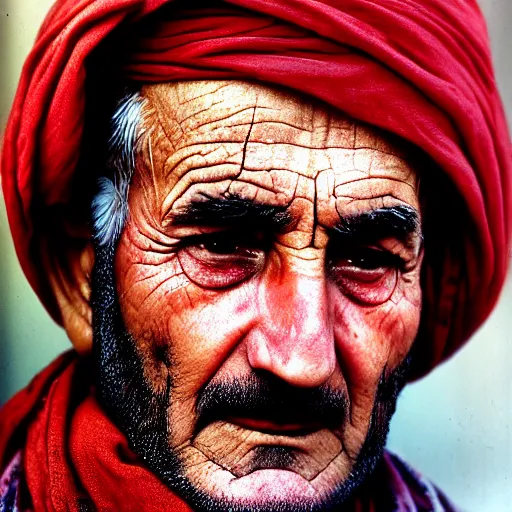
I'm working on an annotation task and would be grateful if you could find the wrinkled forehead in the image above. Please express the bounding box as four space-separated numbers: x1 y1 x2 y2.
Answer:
137 80 420 216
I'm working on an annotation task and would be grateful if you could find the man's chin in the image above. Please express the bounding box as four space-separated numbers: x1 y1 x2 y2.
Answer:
187 466 334 512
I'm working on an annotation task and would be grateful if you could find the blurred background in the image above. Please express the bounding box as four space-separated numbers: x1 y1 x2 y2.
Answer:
0 1 511 510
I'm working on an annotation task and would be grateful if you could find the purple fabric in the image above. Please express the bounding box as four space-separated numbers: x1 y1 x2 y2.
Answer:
0 452 22 512
382 452 461 512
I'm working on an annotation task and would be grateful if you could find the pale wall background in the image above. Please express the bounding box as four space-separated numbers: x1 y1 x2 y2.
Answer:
0 1 511 511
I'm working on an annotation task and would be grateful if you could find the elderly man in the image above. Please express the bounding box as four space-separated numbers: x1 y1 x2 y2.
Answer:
0 0 510 511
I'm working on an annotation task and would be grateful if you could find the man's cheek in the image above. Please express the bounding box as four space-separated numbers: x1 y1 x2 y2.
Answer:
165 282 261 388
119 259 187 311
117 245 260 389
332 280 421 387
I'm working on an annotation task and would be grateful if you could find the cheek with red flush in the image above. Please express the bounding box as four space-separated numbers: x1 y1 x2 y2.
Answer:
331 278 422 390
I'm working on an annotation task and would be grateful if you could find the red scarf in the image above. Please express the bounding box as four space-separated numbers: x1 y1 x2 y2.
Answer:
0 355 459 511
0 354 191 511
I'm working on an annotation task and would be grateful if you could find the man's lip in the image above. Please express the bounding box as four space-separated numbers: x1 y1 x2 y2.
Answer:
227 417 322 436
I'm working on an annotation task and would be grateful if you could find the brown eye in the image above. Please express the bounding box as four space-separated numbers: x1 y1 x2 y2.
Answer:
178 232 266 289
328 248 400 305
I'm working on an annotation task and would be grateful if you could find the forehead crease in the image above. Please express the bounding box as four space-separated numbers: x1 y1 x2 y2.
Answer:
174 80 243 104
162 143 243 180
145 83 253 148
353 150 415 181
243 143 413 179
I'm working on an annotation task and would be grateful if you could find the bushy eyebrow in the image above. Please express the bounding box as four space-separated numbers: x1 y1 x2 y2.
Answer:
332 205 422 248
169 194 421 247
169 193 292 230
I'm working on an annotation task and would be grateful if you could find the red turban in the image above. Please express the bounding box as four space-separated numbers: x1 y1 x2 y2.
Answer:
1 0 510 378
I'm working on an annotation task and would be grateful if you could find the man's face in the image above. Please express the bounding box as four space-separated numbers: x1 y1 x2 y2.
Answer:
104 80 423 510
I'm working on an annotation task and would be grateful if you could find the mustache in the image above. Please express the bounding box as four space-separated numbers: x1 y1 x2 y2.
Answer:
195 373 348 433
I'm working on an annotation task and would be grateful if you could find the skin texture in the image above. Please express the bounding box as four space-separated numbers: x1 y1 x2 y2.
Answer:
112 80 424 509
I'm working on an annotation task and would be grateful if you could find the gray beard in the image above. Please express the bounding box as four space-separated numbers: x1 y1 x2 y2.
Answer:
91 241 412 512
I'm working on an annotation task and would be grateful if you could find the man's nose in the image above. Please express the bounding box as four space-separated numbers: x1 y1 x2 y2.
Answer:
246 262 336 388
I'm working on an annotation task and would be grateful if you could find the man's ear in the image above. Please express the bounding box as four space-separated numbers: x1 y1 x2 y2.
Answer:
44 228 96 355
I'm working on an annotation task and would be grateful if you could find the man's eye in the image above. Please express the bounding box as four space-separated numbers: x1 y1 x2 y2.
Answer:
344 250 399 271
328 248 402 305
198 238 245 255
178 232 266 289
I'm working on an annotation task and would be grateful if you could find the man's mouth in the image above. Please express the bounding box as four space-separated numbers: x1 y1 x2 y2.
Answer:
194 375 349 437
191 416 344 480
228 417 323 436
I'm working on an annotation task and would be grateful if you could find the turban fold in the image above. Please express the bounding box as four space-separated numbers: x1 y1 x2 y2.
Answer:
1 0 511 378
